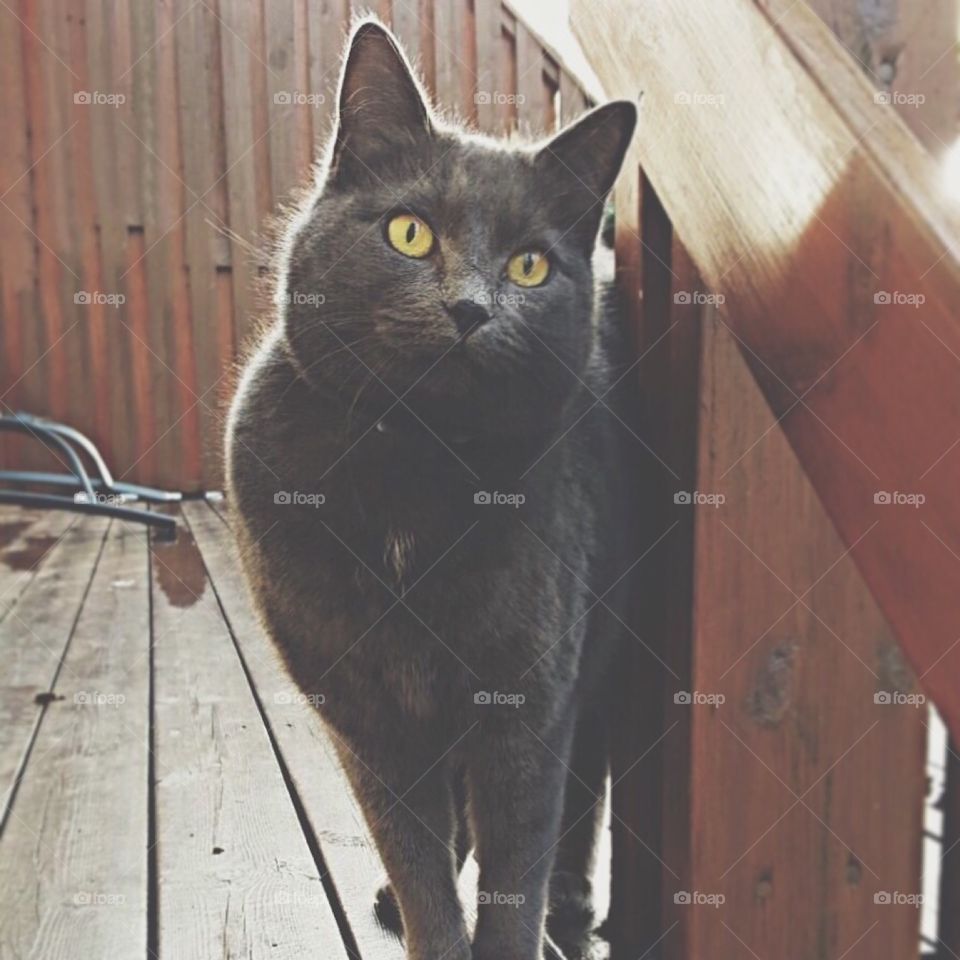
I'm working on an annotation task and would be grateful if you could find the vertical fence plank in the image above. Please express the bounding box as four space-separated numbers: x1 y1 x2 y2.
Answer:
130 0 200 489
417 0 437 98
84 0 131 475
121 228 156 482
111 0 157 483
175 0 230 487
514 22 547 135
45 0 87 441
392 0 422 81
460 0 477 125
497 9 517 132
0 1 38 470
65 0 112 463
207 1 238 489
432 0 463 113
218 0 268 356
111 0 155 483
307 0 349 148
559 68 589 123
128 3 174 483
265 0 302 206
295 0 315 165
23 0 71 431
472 0 500 132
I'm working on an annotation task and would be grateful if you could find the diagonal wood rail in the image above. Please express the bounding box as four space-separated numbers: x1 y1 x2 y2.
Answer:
573 0 960 744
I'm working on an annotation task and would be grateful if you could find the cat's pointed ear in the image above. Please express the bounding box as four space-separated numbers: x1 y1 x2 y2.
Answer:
535 101 637 232
329 20 433 185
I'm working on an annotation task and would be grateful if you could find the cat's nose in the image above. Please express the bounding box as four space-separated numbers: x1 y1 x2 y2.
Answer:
445 299 490 337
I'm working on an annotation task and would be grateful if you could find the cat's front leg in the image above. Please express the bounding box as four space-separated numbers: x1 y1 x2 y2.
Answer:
467 715 574 960
333 735 471 960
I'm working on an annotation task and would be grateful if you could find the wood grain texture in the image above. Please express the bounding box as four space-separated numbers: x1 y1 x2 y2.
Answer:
266 0 308 206
20 0 71 430
431 0 465 116
0 516 109 826
308 0 350 146
175 0 232 488
472 0 501 132
85 0 132 476
150 507 349 960
0 520 150 959
132 0 202 490
66 0 112 464
218 0 270 356
0 0 32 453
559 69 589 124
681 311 924 960
391 0 422 71
182 500 405 960
0 508 75 624
572 0 960 745
514 21 547 135
798 0 959 157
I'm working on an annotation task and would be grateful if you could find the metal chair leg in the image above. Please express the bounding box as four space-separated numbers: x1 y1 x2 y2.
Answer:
0 413 181 539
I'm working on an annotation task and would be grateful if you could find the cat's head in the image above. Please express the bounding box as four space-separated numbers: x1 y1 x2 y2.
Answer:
281 20 635 437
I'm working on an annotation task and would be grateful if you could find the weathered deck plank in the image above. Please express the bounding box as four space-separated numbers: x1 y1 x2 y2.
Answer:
0 508 75 623
0 515 109 824
150 509 350 960
182 500 404 960
0 520 150 958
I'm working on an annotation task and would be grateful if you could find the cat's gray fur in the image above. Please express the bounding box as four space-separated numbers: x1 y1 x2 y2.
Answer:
226 20 637 960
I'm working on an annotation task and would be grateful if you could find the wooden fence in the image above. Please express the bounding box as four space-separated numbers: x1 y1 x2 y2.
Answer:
0 0 591 490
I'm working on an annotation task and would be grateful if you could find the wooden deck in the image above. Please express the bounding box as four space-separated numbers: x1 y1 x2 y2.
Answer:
0 501 405 960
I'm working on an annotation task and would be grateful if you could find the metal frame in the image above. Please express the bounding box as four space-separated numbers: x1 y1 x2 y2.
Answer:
0 413 179 540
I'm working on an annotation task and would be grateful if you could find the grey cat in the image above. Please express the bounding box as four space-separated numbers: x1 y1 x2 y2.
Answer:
226 20 637 960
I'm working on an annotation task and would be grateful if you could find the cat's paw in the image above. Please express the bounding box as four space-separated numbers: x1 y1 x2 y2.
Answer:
545 934 607 960
373 882 403 937
546 872 600 960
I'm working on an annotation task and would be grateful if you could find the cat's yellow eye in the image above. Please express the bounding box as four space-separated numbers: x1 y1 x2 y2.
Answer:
506 250 550 287
386 213 435 258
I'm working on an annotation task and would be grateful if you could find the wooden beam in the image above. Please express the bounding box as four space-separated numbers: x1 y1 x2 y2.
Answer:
573 0 960 743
